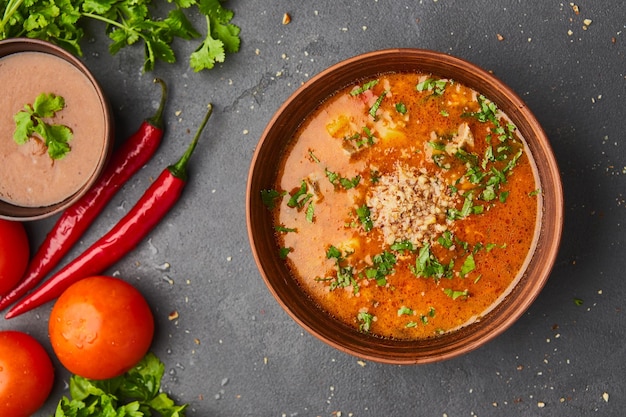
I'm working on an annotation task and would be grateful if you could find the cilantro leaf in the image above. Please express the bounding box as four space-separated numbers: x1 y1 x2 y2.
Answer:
189 0 241 72
13 93 73 160
0 0 239 72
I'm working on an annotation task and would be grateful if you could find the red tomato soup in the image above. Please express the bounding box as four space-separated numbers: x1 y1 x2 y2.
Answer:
0 51 107 207
266 73 541 340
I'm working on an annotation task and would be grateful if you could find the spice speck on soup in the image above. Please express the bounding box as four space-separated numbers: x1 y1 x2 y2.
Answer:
262 73 540 340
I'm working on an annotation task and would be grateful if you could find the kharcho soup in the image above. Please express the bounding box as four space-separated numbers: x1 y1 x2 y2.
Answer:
262 72 540 340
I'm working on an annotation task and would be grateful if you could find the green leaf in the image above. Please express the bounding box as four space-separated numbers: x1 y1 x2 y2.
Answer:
397 306 414 316
33 92 64 117
148 393 188 417
82 0 117 15
357 311 375 332
55 353 187 417
411 243 453 280
260 189 284 209
190 30 225 71
356 205 373 232
443 288 469 300
365 251 397 286
13 93 73 159
350 79 379 96
164 8 201 39
12 111 33 145
460 254 476 277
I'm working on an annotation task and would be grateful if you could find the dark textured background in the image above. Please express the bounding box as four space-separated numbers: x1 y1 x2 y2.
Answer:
2 1 625 416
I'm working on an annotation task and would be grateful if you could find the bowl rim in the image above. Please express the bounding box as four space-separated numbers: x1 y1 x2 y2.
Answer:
247 48 564 364
0 37 114 221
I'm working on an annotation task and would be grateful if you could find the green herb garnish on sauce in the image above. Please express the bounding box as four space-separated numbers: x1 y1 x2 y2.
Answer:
356 205 373 232
322 246 358 292
357 311 375 332
369 90 388 119
411 243 453 280
325 168 361 190
443 288 469 300
13 93 73 160
350 79 379 96
395 102 407 114
261 189 285 209
416 78 448 96
365 251 397 286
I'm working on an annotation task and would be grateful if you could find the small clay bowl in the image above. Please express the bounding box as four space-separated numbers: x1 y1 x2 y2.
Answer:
246 49 563 364
0 38 113 221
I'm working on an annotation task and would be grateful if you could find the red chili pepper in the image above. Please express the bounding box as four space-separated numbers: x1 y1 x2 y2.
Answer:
6 104 213 319
0 79 169 313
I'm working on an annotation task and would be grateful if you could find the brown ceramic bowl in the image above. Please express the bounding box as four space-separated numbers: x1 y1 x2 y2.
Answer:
246 49 563 364
0 38 113 221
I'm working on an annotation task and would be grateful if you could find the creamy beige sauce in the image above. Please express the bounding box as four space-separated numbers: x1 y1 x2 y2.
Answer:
0 52 107 207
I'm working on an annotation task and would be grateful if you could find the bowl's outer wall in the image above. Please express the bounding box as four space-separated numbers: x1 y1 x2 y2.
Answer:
246 49 564 364
0 38 114 221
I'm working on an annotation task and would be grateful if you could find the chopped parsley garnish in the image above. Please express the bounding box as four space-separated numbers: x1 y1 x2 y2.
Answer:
411 243 453 280
287 181 311 208
279 247 292 259
395 102 407 114
447 192 482 220
261 189 284 209
344 127 376 149
305 202 315 223
365 251 397 286
390 240 415 252
356 205 373 232
325 168 361 190
443 288 469 300
370 169 381 183
274 225 296 233
437 231 454 249
350 79 379 96
460 254 476 277
321 246 358 292
286 181 315 223
398 306 414 316
357 311 375 332
416 78 448 96
369 90 388 119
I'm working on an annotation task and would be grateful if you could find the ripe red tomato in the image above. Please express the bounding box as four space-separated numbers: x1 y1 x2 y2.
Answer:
0 330 54 417
49 276 154 380
0 219 29 295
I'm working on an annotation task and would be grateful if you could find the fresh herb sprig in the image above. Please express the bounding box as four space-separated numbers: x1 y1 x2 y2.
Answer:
54 353 188 417
0 0 240 72
14 93 73 160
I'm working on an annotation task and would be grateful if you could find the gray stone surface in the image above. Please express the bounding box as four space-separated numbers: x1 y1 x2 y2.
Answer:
2 1 625 416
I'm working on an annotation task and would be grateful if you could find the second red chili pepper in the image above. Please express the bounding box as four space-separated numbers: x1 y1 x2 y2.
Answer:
0 79 168 313
6 104 213 319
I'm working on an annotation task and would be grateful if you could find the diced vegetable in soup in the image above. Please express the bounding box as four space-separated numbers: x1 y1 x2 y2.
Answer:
263 72 540 340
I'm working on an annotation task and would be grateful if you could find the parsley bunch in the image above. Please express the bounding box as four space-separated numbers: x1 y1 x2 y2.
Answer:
54 353 187 417
0 0 240 72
